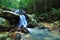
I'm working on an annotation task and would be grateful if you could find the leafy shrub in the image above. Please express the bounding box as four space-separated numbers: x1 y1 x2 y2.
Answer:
50 8 60 20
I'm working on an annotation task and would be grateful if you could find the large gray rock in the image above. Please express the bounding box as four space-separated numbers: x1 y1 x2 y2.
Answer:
0 10 19 31
0 9 19 26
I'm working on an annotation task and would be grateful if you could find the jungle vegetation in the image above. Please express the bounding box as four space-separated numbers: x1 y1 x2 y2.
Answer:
0 0 60 22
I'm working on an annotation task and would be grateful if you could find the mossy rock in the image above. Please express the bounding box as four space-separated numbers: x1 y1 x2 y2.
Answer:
0 11 19 31
0 17 10 27
0 32 9 40
0 11 19 26
26 14 37 28
54 21 60 25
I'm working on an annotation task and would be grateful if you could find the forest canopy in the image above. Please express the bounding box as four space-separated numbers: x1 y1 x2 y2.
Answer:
0 0 60 22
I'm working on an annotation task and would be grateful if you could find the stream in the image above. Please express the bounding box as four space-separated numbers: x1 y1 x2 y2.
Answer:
0 27 60 40
21 27 60 40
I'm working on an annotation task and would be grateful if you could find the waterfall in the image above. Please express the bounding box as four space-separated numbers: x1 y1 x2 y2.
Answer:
14 9 27 28
18 15 27 28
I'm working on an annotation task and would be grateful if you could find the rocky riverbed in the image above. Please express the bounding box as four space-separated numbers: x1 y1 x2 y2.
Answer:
0 27 60 40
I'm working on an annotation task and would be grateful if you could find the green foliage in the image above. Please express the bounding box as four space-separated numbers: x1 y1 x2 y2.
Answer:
0 0 60 22
0 0 34 9
51 8 60 14
6 38 13 40
50 8 60 21
27 14 37 24
0 17 10 27
0 32 9 40
55 20 60 25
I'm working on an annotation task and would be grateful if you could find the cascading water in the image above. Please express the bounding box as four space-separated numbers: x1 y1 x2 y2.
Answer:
18 15 27 28
15 9 27 28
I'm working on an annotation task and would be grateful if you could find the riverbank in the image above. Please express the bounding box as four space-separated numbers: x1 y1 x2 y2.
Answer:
0 22 60 40
0 28 60 40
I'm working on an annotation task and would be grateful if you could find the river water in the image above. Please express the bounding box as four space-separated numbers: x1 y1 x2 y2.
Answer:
0 27 60 40
21 27 60 40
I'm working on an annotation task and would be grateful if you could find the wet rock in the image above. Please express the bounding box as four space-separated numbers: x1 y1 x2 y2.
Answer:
38 26 45 29
27 14 37 28
21 27 29 34
53 23 60 32
23 29 29 34
27 23 35 28
9 29 16 33
15 33 21 40
9 32 16 38
37 23 53 31
9 30 21 40
55 38 60 40
37 24 45 29
16 27 29 34
45 27 53 31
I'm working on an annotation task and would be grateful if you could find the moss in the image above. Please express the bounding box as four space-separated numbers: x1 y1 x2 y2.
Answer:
0 17 10 27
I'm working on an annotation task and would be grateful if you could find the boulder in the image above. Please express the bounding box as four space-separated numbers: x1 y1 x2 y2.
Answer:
0 12 19 26
15 33 21 40
37 23 45 29
26 14 37 28
0 9 19 26
0 12 19 31
51 21 60 32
